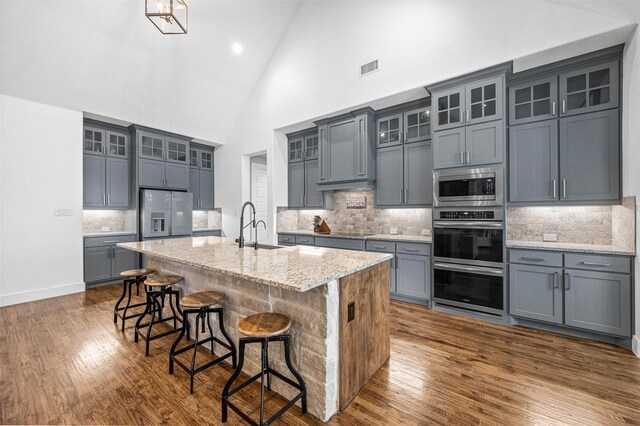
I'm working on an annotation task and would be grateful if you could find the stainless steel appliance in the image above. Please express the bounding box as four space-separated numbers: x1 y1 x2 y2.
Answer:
433 166 503 207
432 208 504 315
141 190 193 239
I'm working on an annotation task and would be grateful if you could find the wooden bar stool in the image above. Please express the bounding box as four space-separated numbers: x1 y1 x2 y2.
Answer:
134 274 185 356
169 290 237 393
113 268 154 333
222 313 307 425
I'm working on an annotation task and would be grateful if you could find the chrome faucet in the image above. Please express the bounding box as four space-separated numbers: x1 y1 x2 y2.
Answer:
237 201 267 249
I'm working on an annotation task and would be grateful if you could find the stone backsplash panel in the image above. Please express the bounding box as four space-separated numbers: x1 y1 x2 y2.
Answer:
192 208 222 230
277 190 431 236
83 210 127 234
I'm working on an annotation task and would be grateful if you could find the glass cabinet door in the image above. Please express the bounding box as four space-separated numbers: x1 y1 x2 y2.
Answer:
166 139 188 163
139 133 165 160
376 113 403 148
200 151 213 170
509 76 558 125
106 131 128 158
433 87 465 131
466 76 503 125
560 60 619 116
288 138 304 162
84 126 105 155
189 149 199 168
404 107 431 143
304 135 319 159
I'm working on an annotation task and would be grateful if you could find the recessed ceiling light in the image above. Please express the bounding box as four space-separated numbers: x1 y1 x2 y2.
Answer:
232 43 243 55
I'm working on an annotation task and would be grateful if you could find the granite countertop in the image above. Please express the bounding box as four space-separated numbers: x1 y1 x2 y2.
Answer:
506 240 636 256
278 230 432 244
192 228 222 232
119 237 393 292
84 231 137 237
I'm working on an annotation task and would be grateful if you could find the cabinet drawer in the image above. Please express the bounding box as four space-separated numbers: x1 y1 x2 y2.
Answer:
565 253 630 274
193 230 221 237
365 240 396 253
315 237 364 251
508 249 563 267
278 234 296 245
396 242 430 256
84 234 136 247
295 235 315 246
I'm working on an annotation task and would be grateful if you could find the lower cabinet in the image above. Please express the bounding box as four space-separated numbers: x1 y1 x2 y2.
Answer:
509 250 632 337
396 253 430 301
84 235 137 284
193 230 222 237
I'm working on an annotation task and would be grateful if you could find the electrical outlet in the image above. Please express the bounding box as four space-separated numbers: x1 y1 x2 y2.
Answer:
421 229 431 236
543 233 558 242
101 226 111 232
53 208 73 217
390 228 398 235
347 302 355 322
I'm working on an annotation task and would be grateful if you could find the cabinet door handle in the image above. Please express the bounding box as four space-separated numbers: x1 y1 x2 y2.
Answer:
521 256 545 262
466 151 471 163
403 248 420 252
373 245 387 249
466 110 470 123
107 194 110 205
580 261 611 267
102 240 118 244
553 272 559 289
460 108 464 124
404 188 408 202
103 194 106 206
304 195 307 206
562 179 567 198
460 151 465 164
400 188 403 203
552 179 557 199
552 101 556 116
565 272 570 291
561 100 566 114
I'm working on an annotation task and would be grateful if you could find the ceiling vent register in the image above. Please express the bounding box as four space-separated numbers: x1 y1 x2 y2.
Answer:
360 60 379 77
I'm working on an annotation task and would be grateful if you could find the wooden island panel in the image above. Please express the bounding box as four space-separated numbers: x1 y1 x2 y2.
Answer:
339 261 391 411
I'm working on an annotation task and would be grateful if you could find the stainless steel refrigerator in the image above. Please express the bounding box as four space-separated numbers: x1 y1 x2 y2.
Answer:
141 190 193 239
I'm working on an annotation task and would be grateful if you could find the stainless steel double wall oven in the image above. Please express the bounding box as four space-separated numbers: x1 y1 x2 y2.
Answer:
432 166 505 316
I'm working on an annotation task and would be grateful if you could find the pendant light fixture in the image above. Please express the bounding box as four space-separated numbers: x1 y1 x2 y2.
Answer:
145 0 188 34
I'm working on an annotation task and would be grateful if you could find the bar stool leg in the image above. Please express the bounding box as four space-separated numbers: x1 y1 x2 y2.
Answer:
264 339 271 391
145 294 161 356
169 310 190 375
205 311 215 353
113 279 129 323
168 290 178 330
134 290 153 343
189 309 203 394
222 340 246 423
217 309 237 368
259 338 267 425
120 279 136 333
283 335 307 414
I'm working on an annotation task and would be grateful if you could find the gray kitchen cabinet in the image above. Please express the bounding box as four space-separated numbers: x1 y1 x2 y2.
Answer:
375 145 404 206
295 235 315 246
111 246 136 277
138 131 165 160
139 158 166 188
84 247 112 283
288 162 305 208
106 131 129 158
189 144 215 210
105 157 129 208
509 264 563 325
376 113 403 148
509 76 558 125
304 159 323 208
404 141 432 205
193 229 222 237
165 162 189 189
277 234 296 246
165 137 189 164
198 170 215 209
559 109 620 202
135 126 191 190
200 150 213 170
433 127 465 169
466 120 503 166
465 75 504 125
189 168 199 209
288 136 304 163
365 240 397 293
326 118 358 182
564 269 630 337
433 86 465 132
559 60 619 117
83 154 106 208
315 237 364 251
84 126 106 155
404 107 432 144
396 253 430 301
304 134 319 160
509 120 559 203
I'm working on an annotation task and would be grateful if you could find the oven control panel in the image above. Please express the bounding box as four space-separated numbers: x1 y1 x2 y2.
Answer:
439 210 495 220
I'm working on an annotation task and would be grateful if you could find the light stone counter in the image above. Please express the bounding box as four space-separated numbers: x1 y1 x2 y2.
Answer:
119 235 391 421
119 236 391 292
84 231 137 237
278 230 432 244
506 240 635 256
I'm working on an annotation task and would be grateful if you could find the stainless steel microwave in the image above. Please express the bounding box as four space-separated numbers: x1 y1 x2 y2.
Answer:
433 166 503 207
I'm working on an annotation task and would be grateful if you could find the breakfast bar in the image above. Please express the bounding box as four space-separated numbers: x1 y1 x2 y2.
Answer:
119 236 392 421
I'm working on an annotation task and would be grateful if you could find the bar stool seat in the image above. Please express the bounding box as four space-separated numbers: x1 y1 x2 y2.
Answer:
180 290 225 308
134 274 185 356
169 290 236 393
238 313 292 338
222 312 306 425
113 268 154 333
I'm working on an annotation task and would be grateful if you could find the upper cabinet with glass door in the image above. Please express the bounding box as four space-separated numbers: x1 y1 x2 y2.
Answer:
404 107 431 143
84 126 106 155
433 87 465 132
200 150 213 170
165 137 189 164
288 137 304 163
376 113 403 147
559 60 619 116
304 135 319 160
465 76 503 125
138 131 165 160
106 131 129 158
509 76 558 125
189 148 199 168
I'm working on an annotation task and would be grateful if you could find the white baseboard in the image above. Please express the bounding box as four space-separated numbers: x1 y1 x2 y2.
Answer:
633 335 640 358
0 282 85 307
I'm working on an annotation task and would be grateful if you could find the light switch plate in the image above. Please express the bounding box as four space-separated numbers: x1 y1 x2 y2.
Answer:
421 229 431 236
101 226 111 232
53 208 74 217
389 228 398 235
543 233 558 242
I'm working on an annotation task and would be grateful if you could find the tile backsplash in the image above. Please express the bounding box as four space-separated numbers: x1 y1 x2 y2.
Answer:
193 208 222 230
83 210 136 234
277 190 431 236
507 196 636 250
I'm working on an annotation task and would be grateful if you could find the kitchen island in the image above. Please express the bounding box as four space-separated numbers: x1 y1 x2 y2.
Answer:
119 236 392 421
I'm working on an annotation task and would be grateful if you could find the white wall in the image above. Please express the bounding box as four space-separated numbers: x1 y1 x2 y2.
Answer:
217 1 640 354
0 95 84 306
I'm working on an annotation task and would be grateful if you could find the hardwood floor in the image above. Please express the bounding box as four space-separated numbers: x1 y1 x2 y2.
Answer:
1 284 639 425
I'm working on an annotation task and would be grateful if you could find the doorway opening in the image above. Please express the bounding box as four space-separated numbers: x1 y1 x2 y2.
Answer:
250 154 268 243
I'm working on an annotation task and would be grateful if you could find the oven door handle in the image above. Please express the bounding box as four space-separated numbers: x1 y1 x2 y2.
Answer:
434 262 504 277
433 221 503 229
